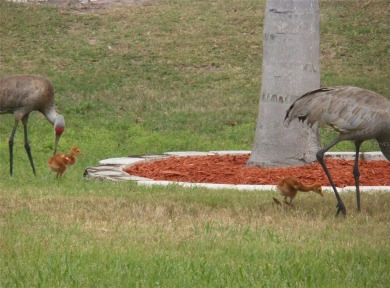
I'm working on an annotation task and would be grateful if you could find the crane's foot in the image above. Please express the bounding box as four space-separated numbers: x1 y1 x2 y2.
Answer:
335 202 347 217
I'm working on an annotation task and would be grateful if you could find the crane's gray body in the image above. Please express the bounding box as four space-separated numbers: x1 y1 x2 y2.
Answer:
285 86 390 215
0 75 65 176
285 86 390 160
0 75 57 124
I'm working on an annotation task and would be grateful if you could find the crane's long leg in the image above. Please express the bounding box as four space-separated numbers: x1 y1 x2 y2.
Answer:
316 137 346 216
353 141 362 212
8 120 19 176
22 115 36 176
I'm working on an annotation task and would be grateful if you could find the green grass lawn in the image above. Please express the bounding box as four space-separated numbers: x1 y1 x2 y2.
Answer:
1 0 389 286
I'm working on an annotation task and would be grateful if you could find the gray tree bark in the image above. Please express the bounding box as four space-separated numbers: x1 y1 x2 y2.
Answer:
247 0 321 168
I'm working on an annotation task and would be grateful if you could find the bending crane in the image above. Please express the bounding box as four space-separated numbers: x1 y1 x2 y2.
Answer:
0 75 65 176
285 86 390 216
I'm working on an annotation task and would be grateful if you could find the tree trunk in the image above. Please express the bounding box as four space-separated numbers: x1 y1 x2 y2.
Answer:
247 0 321 168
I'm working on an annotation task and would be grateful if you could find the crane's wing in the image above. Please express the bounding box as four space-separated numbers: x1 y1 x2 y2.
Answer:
284 86 390 133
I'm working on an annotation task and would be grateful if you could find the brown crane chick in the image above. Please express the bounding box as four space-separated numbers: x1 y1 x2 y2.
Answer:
48 146 83 179
276 176 323 206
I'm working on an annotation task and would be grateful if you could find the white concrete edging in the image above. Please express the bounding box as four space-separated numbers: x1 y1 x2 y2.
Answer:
84 151 390 192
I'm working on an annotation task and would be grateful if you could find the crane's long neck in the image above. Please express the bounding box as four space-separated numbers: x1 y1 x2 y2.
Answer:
45 110 65 128
66 154 77 165
46 110 65 155
45 109 58 125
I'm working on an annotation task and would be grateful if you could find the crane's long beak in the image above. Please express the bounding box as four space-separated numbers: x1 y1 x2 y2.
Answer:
53 115 65 155
53 129 64 155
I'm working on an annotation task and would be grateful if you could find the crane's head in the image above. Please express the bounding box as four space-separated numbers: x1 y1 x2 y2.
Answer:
54 114 65 155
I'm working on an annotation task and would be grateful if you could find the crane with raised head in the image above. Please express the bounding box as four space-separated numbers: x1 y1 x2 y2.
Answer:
285 86 390 216
0 75 65 176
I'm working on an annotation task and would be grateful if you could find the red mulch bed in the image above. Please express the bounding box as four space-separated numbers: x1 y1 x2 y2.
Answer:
123 154 390 187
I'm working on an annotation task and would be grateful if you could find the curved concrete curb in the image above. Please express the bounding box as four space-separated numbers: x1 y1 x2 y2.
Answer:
83 151 390 192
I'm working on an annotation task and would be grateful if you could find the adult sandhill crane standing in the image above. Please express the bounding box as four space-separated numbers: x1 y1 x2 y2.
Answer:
0 75 65 176
284 86 390 216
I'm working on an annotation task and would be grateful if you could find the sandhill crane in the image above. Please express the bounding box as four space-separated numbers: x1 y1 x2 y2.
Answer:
0 75 65 176
285 86 390 216
48 146 83 179
276 176 323 205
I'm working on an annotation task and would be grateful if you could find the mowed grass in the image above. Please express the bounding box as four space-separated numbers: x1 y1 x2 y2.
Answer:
2 184 390 287
1 0 390 286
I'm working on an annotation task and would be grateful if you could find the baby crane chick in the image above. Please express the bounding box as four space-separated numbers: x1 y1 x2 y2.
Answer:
48 146 83 179
276 176 323 205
